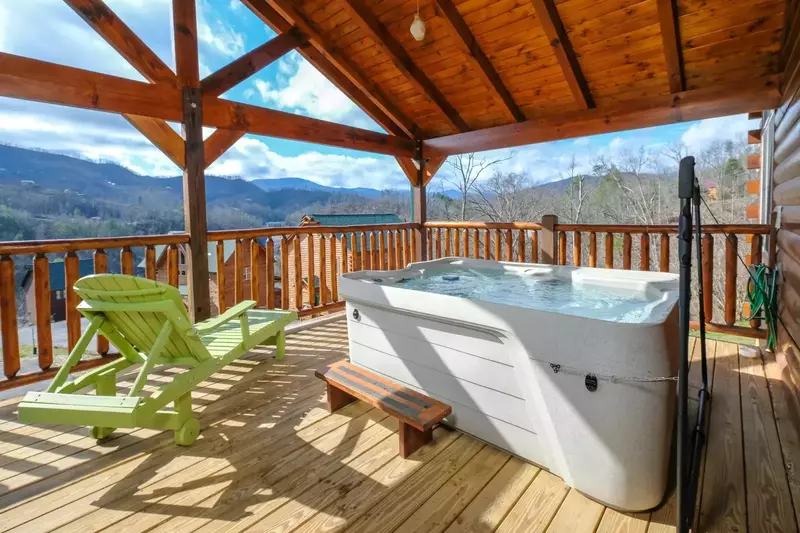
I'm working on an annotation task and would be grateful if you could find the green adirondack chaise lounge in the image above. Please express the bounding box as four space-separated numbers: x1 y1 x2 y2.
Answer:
17 274 297 445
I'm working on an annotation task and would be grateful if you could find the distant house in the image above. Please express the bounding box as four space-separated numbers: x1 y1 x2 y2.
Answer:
140 238 280 314
20 258 94 322
289 213 403 309
703 179 719 200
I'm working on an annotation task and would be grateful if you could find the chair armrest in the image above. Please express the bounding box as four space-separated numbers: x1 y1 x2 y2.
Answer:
194 300 256 334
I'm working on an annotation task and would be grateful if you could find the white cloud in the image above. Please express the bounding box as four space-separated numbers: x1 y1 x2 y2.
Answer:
197 0 245 59
680 115 749 151
573 137 590 147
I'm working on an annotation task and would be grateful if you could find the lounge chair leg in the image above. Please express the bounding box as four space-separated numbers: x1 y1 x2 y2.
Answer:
174 392 199 446
90 371 116 440
276 330 286 361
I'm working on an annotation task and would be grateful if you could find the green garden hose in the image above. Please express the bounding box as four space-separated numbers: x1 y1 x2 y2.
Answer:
746 263 778 349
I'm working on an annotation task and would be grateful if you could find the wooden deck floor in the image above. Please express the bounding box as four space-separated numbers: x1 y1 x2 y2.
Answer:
0 319 797 532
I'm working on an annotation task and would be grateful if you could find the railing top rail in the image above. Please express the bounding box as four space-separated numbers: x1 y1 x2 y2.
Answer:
0 233 190 255
552 223 771 235
424 221 544 230
208 222 417 241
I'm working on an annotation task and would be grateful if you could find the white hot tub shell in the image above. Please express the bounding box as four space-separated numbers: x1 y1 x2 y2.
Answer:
339 257 679 511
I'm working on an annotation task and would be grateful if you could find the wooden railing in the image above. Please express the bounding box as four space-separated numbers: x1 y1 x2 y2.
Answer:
426 220 772 340
0 223 415 390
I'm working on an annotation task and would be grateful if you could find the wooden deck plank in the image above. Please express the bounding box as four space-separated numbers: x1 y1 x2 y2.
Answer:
495 470 569 533
443 457 539 533
394 444 511 533
596 508 649 532
740 350 797 532
292 429 462 533
697 340 747 532
545 488 605 532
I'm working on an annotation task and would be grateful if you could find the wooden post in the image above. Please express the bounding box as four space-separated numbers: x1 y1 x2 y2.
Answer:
558 232 567 265
0 256 19 379
120 246 134 275
453 229 461 256
216 240 226 313
412 173 427 261
660 233 670 272
462 229 469 260
573 232 581 266
167 244 179 287
494 230 502 260
145 245 157 280
588 232 596 267
250 239 263 307
505 229 513 261
605 232 614 269
444 228 452 257
483 229 490 260
640 234 650 271
725 234 738 326
33 253 53 369
531 231 539 263
472 230 479 260
540 215 558 265
93 249 109 356
518 229 526 262
174 0 210 322
623 234 632 270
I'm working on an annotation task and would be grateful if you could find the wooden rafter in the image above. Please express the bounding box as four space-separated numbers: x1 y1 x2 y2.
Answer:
0 53 415 157
173 0 200 88
246 0 417 138
201 29 303 98
435 0 524 123
123 114 185 168
339 0 470 133
530 0 593 109
656 0 685 93
63 0 176 85
204 129 246 168
423 76 781 156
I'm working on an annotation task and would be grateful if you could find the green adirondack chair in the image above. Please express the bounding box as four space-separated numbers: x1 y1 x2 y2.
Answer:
17 274 297 446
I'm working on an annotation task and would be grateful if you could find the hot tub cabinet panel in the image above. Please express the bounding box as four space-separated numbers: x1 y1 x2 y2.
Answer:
339 258 679 512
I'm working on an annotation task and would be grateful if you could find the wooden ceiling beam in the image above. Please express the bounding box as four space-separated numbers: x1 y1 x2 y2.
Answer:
656 0 685 93
123 114 185 168
63 0 176 86
339 0 470 133
530 0 594 109
201 29 303 98
246 0 418 138
423 76 781 156
172 0 200 88
204 129 246 168
0 53 415 157
434 0 525 123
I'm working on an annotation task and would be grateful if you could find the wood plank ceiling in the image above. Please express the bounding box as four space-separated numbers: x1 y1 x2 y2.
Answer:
255 0 785 140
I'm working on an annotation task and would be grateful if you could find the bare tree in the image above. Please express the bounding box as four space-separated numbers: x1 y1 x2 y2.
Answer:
594 148 662 225
443 152 513 220
562 155 592 223
471 171 548 222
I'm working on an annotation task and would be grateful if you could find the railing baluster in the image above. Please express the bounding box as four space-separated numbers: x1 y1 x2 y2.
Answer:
436 228 443 259
531 231 539 263
702 234 714 321
340 234 348 277
410 228 418 263
395 230 403 267
494 229 502 260
725 234 738 326
307 230 316 308
379 231 386 269
462 229 468 260
64 251 81 351
588 232 596 267
294 237 302 310
33 253 53 369
266 237 275 309
369 232 378 270
483 229 490 259
145 245 157 280
121 246 134 275
93 249 109 356
167 243 179 288
605 232 614 269
281 236 290 310
622 234 632 270
445 228 452 257
0 256 20 379
320 234 328 305
388 231 396 270
453 229 461 256
351 233 359 271
518 229 526 262
403 229 410 266
234 239 244 303
749 234 762 329
573 231 582 266
558 231 567 265
426 229 432 260
472 229 479 259
505 229 513 261
329 235 338 302
216 240 227 313
250 238 263 307
660 233 670 272
640 234 650 271
360 233 369 270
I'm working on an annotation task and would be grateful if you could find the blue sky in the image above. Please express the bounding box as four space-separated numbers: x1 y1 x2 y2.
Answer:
0 0 755 190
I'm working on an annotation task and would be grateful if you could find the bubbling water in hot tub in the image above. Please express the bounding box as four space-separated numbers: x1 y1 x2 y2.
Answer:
393 267 656 323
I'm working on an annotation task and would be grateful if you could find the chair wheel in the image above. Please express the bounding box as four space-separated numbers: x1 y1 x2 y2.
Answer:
175 418 200 446
90 426 115 440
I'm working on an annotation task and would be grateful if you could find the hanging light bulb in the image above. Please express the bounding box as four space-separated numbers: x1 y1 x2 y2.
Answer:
410 0 426 41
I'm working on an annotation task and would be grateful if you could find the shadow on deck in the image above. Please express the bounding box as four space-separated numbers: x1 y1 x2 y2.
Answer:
0 318 796 532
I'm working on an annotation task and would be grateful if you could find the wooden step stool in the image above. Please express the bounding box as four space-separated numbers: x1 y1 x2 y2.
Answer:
315 361 452 458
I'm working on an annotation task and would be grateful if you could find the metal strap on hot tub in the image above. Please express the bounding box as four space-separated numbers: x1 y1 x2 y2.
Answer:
542 361 678 383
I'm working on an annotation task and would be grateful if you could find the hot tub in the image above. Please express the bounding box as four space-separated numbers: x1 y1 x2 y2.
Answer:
339 257 679 511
